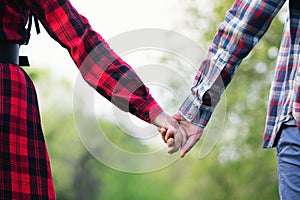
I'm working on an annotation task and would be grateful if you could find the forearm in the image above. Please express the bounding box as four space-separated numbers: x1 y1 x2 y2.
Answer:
25 0 163 123
180 0 286 127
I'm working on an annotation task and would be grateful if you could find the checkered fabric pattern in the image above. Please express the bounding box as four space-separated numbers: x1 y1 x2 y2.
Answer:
0 64 55 199
0 0 163 199
179 0 300 148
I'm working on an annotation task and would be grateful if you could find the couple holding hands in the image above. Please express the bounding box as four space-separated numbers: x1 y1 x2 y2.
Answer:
1 0 300 199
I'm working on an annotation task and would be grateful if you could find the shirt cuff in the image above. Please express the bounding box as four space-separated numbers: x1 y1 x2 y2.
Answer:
148 101 163 123
178 93 213 128
132 96 163 124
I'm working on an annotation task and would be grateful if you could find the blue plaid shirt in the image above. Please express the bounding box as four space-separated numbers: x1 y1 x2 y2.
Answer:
179 0 300 148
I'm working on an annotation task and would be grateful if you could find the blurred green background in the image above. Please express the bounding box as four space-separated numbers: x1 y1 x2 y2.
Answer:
25 0 287 199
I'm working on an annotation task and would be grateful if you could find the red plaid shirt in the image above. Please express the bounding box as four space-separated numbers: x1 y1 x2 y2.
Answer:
1 0 163 122
0 0 162 199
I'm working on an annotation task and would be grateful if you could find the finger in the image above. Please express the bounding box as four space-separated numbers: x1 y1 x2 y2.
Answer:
165 129 174 142
169 129 187 155
161 134 167 143
158 127 167 143
168 131 183 154
167 136 181 154
168 145 179 154
180 135 200 157
158 127 167 133
167 138 175 147
180 130 187 148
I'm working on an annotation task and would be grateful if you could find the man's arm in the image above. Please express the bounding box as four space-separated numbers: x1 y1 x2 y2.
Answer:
180 0 286 128
161 0 287 156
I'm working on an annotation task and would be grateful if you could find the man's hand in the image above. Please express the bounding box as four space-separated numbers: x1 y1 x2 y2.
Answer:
159 112 204 157
152 111 182 150
172 112 204 157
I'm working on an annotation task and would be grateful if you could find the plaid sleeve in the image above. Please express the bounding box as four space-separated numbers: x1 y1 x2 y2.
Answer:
179 0 286 127
24 0 162 123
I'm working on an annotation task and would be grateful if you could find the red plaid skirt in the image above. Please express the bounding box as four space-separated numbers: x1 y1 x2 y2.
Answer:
0 63 55 199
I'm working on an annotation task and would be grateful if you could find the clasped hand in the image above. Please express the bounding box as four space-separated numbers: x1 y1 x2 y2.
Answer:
152 112 204 157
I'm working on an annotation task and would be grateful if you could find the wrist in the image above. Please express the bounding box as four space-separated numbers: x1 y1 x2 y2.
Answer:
151 111 167 127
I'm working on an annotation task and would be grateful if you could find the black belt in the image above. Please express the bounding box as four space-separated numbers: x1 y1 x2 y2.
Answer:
0 41 29 66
